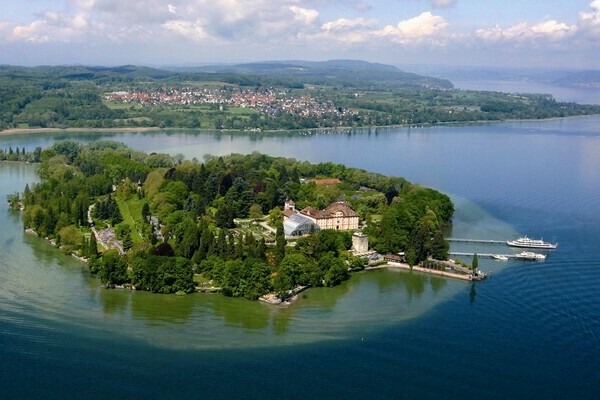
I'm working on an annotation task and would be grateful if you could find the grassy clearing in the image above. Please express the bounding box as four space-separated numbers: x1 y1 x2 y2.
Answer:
228 107 259 116
103 101 132 110
116 196 147 244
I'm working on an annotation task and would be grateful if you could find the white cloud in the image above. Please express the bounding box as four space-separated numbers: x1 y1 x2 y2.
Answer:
531 20 574 39
1 0 599 68
321 18 374 32
162 20 209 42
430 0 456 8
375 12 449 43
290 6 320 25
11 21 50 43
475 1 600 46
318 18 376 44
476 20 576 43
8 10 93 43
0 2 457 49
579 0 600 34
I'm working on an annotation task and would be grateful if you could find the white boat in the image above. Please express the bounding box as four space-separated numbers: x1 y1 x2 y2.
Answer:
507 236 557 249
515 251 546 261
492 254 509 261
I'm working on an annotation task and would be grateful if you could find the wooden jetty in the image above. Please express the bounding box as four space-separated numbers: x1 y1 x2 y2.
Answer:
449 252 517 259
446 238 507 245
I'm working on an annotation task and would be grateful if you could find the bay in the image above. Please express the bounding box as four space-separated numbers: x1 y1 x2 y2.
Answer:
451 79 600 105
1 116 599 399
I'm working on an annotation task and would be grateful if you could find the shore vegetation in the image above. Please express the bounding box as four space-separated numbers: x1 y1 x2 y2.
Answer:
2 63 599 133
10 140 453 299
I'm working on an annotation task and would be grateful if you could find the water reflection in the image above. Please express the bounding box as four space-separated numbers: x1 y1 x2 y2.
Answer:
0 149 518 349
469 282 477 305
429 276 447 293
98 288 131 316
210 296 271 330
129 292 195 325
272 309 293 336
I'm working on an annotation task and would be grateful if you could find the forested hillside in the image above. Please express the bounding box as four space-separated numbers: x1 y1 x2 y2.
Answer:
2 62 599 132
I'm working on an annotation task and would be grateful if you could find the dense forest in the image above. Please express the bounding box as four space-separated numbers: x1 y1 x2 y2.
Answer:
1 63 599 132
9 141 453 299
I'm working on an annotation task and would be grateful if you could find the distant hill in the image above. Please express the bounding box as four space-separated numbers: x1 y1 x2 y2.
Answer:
0 64 177 81
405 65 576 84
0 60 452 90
554 70 600 89
169 59 454 90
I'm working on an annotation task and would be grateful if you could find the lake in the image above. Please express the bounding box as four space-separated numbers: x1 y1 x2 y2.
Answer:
451 79 600 105
1 116 599 399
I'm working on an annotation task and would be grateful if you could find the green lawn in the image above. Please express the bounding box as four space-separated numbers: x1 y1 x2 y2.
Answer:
116 196 147 245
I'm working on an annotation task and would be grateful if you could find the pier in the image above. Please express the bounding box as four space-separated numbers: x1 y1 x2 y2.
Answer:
449 252 517 259
446 238 507 245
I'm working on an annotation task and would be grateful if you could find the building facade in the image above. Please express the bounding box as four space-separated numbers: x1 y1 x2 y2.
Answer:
299 202 359 231
283 200 360 236
352 232 369 254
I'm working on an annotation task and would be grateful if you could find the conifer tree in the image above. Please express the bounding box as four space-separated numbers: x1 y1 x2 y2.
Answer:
472 253 479 274
275 223 286 265
88 233 98 259
123 231 133 252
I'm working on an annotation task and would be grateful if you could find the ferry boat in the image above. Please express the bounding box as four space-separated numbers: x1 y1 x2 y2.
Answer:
507 236 557 249
515 251 546 261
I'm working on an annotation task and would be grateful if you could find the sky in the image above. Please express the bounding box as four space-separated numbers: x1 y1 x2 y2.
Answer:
0 0 599 69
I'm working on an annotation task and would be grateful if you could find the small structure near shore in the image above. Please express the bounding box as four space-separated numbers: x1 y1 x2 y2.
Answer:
371 257 487 282
352 232 369 254
259 285 310 305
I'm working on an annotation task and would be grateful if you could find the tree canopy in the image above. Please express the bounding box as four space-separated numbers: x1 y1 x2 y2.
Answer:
16 141 453 298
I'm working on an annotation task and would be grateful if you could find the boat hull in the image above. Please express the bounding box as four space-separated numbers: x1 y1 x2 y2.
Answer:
515 251 546 261
507 237 557 249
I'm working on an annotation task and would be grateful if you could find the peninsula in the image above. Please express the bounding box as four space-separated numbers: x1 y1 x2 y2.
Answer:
10 141 454 300
2 61 599 133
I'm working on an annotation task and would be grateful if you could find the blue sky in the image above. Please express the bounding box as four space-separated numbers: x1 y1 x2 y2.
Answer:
1 0 599 68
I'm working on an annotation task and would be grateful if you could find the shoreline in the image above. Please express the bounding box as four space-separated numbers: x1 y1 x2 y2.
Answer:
367 262 477 281
1 114 598 137
0 126 162 137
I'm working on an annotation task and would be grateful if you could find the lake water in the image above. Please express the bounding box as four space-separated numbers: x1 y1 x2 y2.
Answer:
451 79 600 105
1 116 599 399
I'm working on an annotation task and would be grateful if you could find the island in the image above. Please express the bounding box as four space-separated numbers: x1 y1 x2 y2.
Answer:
8 140 456 300
2 60 600 133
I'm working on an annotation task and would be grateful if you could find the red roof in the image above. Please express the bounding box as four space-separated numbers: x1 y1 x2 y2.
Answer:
314 178 342 186
300 202 356 219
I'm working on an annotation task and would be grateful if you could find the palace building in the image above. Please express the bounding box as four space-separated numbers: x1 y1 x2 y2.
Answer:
283 200 359 237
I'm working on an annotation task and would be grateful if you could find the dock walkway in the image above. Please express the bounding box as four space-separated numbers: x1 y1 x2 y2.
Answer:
449 252 516 259
447 238 507 245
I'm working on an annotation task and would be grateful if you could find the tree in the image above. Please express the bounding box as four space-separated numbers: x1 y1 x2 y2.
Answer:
123 230 133 251
130 251 194 294
275 222 286 265
88 233 98 259
57 225 83 254
430 229 449 260
96 249 129 287
248 203 263 220
321 254 349 287
472 253 479 274
268 207 283 227
6 192 20 210
141 202 150 222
